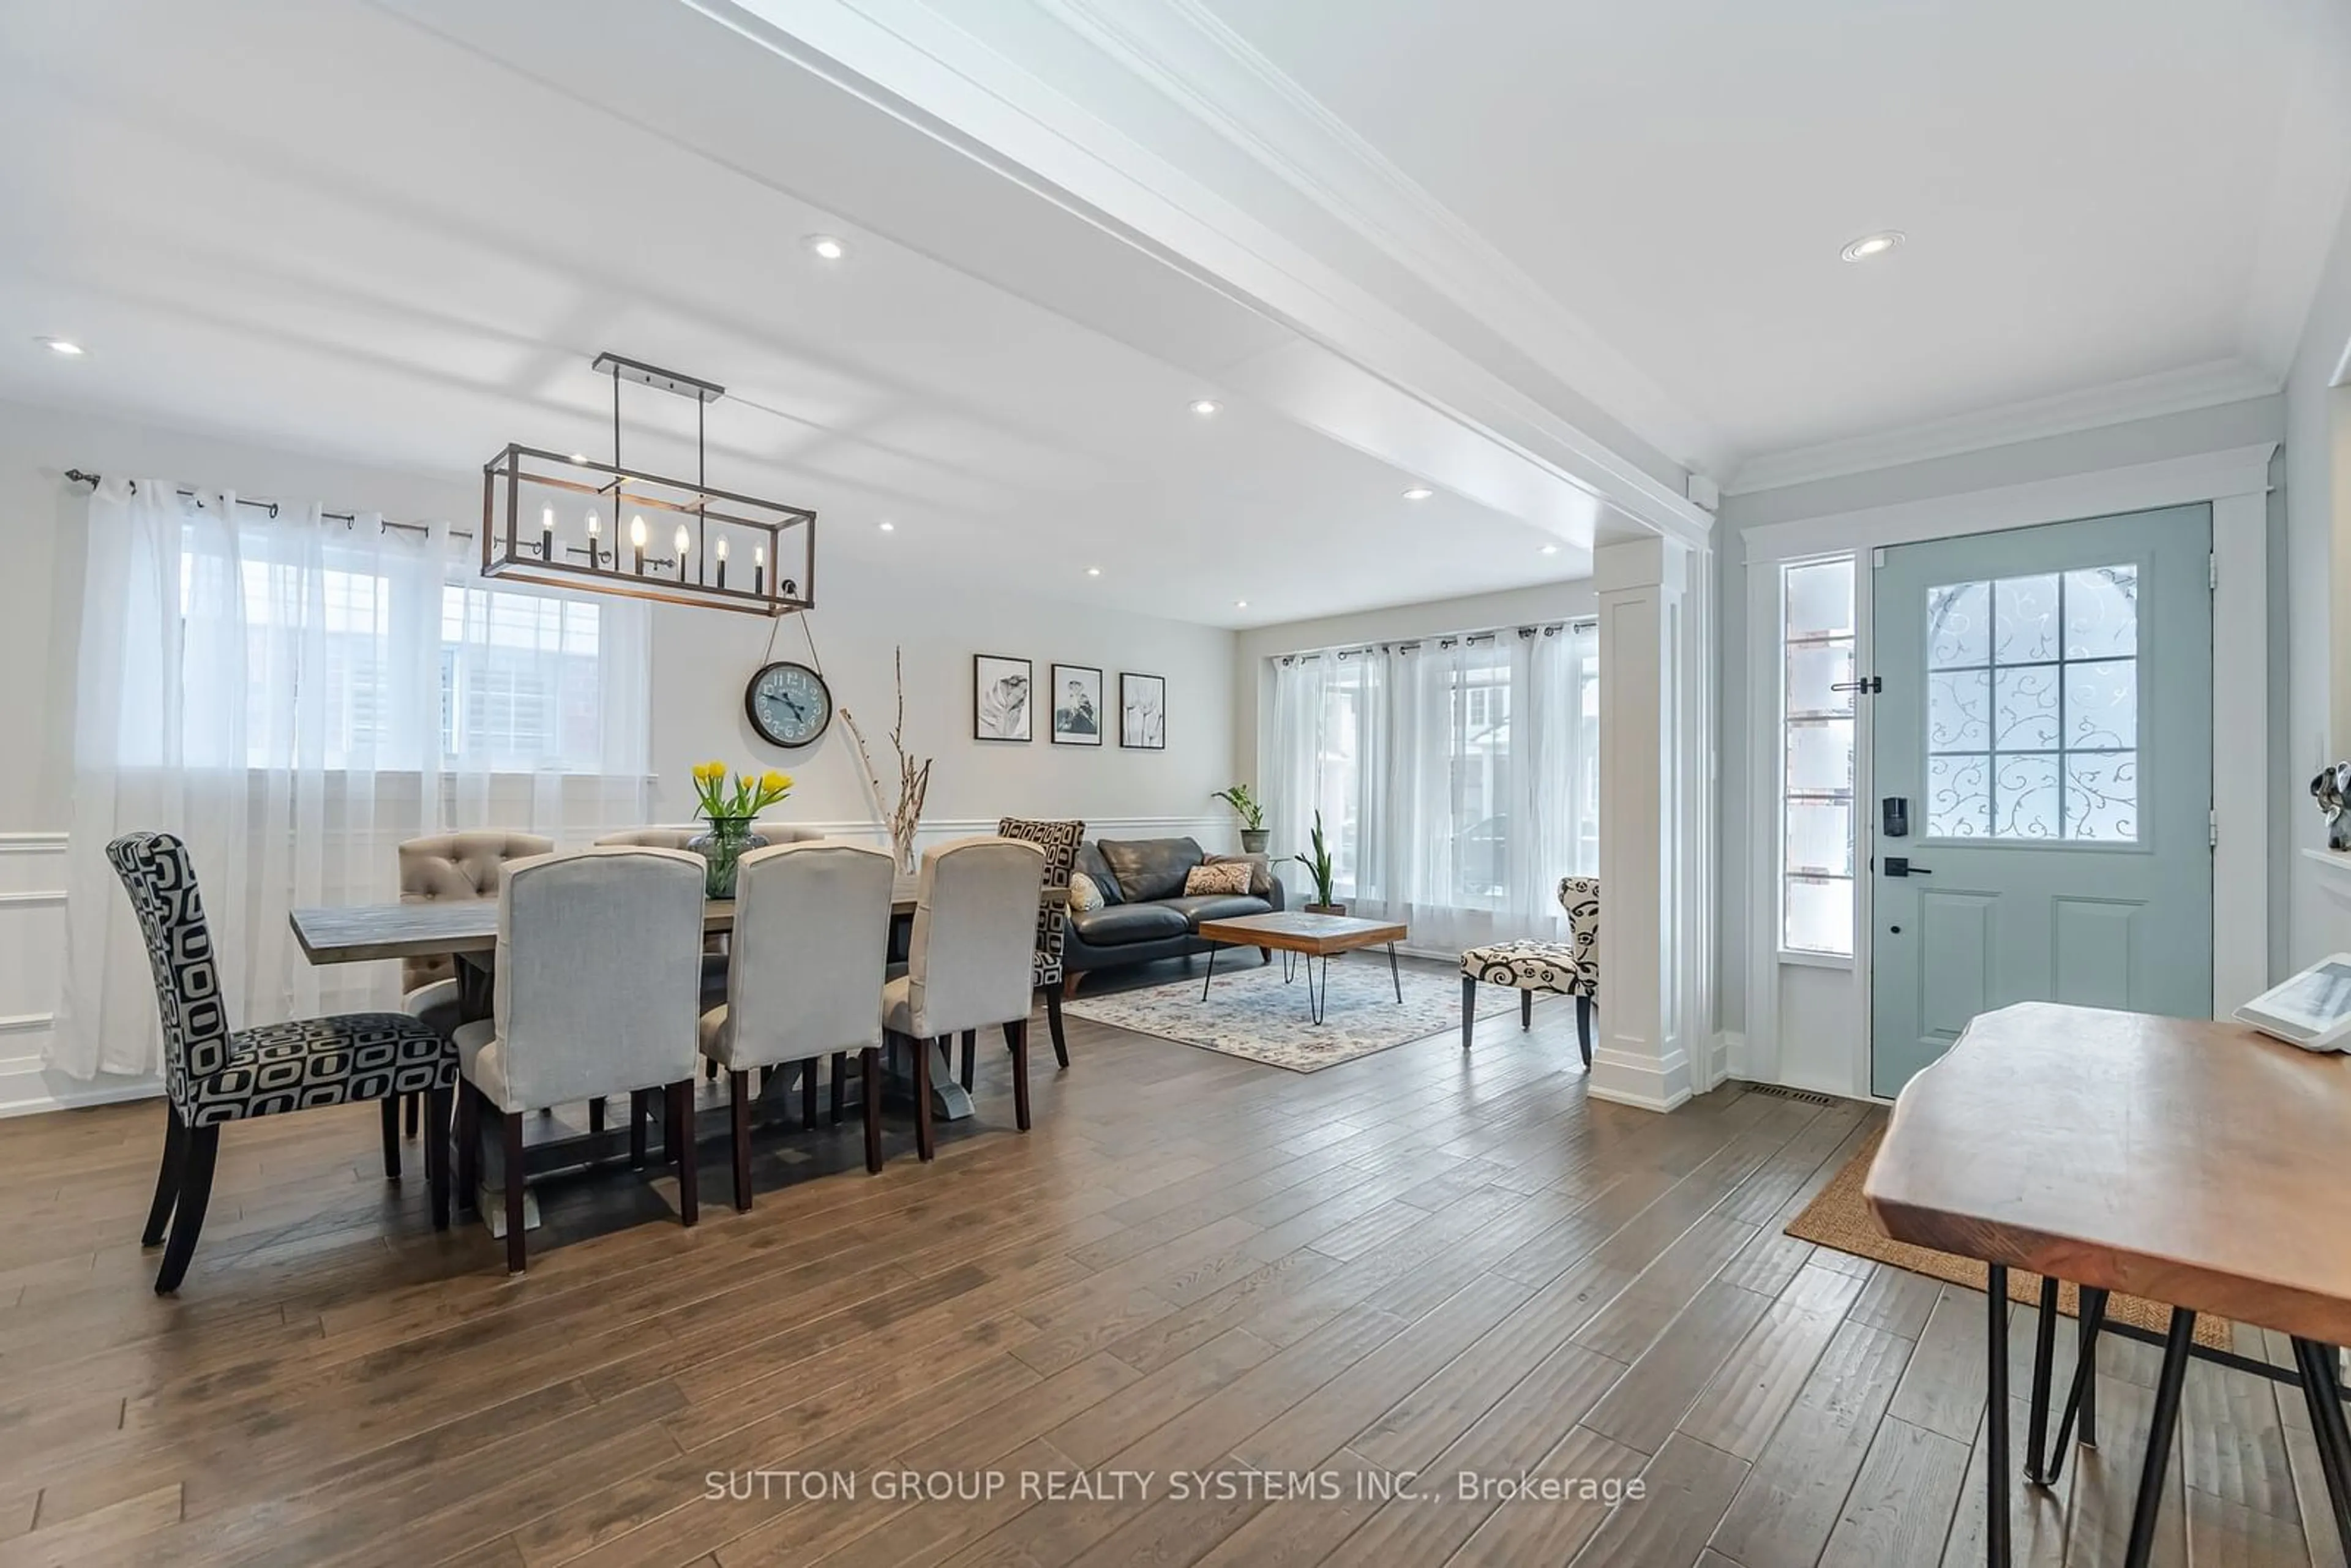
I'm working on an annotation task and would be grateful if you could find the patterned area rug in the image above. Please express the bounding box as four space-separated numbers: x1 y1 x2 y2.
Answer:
1064 955 1466 1072
1787 1127 2232 1348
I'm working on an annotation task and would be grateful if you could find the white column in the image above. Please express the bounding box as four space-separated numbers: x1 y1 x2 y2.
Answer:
1595 536 1698 1110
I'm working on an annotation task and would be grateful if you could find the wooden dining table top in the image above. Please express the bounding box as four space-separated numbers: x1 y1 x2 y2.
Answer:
291 880 1066 966
1863 1000 2351 1345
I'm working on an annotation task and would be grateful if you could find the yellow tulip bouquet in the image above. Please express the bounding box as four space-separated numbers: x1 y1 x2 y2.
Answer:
687 762 794 897
691 760 793 823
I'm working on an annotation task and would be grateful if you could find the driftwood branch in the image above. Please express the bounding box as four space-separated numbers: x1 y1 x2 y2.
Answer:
839 646 932 872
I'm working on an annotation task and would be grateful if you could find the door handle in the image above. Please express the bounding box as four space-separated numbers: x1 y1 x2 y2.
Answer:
1884 857 1932 877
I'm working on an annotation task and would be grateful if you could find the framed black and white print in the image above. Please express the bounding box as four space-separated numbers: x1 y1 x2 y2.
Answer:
1120 672 1166 750
972 654 1033 742
1049 664 1104 746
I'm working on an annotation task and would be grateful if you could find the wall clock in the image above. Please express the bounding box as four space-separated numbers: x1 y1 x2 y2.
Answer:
744 661 833 749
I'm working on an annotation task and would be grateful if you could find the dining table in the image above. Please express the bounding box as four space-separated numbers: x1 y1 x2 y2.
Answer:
290 877 1065 1234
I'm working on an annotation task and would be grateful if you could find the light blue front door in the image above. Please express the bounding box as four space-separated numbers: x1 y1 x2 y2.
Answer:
1869 506 2213 1098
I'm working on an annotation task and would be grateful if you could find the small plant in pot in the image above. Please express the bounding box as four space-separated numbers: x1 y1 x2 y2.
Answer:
1212 784 1269 854
1292 809 1346 915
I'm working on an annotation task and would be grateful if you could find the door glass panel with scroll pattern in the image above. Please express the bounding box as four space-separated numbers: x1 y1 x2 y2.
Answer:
1924 565 2138 841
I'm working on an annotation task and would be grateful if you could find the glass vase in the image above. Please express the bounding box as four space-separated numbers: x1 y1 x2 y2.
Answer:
688 816 767 899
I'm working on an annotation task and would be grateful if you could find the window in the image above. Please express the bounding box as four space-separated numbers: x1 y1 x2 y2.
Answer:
176 511 641 776
1924 566 2137 841
1269 624 1597 948
1782 558 1856 956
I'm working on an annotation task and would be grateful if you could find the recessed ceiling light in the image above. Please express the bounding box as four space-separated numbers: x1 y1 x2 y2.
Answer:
1086 566 1101 577
878 520 895 532
1539 544 1559 555
1839 230 1905 263
1401 486 1434 501
37 337 83 356
569 452 587 463
1188 399 1221 416
805 234 846 261
1235 599 1248 608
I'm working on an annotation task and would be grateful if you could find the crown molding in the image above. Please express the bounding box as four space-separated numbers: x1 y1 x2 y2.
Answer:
1035 0 1723 476
690 0 1714 549
1723 359 2282 497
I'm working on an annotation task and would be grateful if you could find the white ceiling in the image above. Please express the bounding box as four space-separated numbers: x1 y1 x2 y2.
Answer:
0 0 1603 631
1196 0 2351 487
4 0 2347 632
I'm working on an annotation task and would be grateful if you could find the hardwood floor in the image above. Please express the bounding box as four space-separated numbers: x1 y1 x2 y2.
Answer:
0 964 2331 1567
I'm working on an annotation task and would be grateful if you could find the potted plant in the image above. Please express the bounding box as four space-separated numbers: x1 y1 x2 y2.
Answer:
689 761 794 898
1212 784 1269 854
1292 809 1345 915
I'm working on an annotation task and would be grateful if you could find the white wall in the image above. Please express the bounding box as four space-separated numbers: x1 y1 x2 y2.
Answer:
1230 577 1601 789
0 397 1235 1112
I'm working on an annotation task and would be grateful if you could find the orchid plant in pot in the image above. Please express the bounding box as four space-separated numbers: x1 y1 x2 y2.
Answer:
688 762 793 898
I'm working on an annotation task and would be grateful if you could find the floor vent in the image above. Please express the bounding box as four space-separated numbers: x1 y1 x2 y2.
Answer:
1738 1081 1840 1108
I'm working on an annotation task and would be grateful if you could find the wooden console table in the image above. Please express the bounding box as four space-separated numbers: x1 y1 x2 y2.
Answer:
1865 1002 2351 1567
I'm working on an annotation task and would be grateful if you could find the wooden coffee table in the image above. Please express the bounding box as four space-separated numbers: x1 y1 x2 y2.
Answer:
1195 910 1408 1024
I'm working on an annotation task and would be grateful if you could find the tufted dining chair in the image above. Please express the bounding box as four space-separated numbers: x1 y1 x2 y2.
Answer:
699 841 898 1202
882 837 1046 1160
451 846 707 1272
107 831 458 1293
992 816 1084 1079
396 831 550 1146
1459 876 1601 1067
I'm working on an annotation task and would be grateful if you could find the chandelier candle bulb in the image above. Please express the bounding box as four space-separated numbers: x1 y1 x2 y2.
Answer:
675 523 692 582
586 511 602 569
754 543 765 597
539 505 554 558
631 514 647 576
715 536 728 588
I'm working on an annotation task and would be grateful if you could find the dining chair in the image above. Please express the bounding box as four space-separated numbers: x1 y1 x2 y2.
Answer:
395 830 550 1152
451 846 707 1272
993 817 1082 1080
697 841 897 1204
105 831 457 1294
882 836 1047 1160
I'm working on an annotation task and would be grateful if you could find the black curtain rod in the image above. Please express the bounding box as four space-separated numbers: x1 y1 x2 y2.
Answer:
64 469 473 540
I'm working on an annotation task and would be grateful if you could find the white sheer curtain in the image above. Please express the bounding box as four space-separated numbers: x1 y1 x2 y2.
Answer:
52 480 651 1081
1266 623 1597 953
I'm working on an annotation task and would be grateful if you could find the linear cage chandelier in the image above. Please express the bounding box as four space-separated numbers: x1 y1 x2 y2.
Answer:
481 352 815 617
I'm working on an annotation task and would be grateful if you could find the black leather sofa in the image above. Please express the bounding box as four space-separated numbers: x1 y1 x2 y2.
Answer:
1063 836 1284 992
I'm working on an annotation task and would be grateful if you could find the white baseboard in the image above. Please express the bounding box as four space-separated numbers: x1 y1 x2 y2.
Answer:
1586 1037 1694 1112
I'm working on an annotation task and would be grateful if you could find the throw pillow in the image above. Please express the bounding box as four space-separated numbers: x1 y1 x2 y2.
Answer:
1183 861 1253 897
1204 851 1274 898
1067 874 1103 913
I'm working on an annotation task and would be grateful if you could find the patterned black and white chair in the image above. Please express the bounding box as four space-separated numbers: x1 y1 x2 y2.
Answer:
1460 876 1600 1067
994 816 1084 1076
451 846 708 1272
106 831 457 1294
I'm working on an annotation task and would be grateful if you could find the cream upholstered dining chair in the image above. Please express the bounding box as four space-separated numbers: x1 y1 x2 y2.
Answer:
882 836 1047 1161
451 846 707 1272
107 831 457 1294
1459 876 1600 1067
396 831 550 1146
698 841 898 1203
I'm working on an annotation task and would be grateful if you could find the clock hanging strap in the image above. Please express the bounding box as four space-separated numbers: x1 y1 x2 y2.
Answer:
759 609 828 682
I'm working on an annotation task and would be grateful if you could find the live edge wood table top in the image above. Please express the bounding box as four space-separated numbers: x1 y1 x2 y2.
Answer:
1863 1000 2351 1346
1195 909 1408 956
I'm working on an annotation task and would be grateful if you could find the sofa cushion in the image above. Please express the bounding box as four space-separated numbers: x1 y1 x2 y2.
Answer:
1073 842 1123 906
1070 902 1190 946
1097 837 1205 902
1183 861 1253 897
1204 852 1275 898
1164 894 1273 928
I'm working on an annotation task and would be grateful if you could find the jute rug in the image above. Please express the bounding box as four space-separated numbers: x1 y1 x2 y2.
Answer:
1063 956 1468 1073
1786 1126 2231 1349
